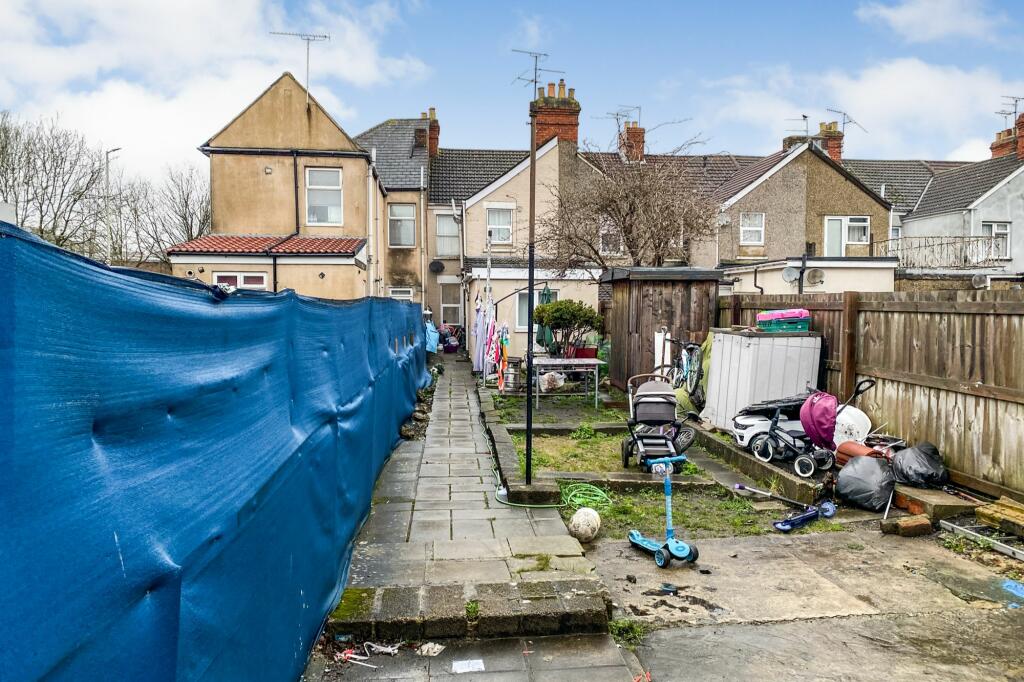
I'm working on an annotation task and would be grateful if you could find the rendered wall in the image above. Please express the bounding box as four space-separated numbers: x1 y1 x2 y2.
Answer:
0 223 428 681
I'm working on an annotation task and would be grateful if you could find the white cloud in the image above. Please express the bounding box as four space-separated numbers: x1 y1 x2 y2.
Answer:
517 15 544 50
694 58 1023 160
856 0 1001 42
0 0 428 178
946 138 993 161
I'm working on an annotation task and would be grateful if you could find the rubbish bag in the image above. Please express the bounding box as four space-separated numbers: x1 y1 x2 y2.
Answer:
539 371 566 393
837 456 896 511
892 442 948 487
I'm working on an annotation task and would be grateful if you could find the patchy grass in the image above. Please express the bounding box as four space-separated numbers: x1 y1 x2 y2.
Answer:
512 431 708 477
609 618 652 650
938 531 1023 582
465 600 479 621
492 392 628 425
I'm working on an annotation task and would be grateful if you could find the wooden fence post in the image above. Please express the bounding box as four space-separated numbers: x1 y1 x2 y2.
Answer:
840 291 860 400
731 295 742 327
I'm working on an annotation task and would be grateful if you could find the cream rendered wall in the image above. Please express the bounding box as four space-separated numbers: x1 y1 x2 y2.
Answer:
170 261 367 300
728 265 895 295
380 189 425 301
425 204 464 324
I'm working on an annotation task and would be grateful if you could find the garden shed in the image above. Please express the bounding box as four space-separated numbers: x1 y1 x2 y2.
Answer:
601 267 722 390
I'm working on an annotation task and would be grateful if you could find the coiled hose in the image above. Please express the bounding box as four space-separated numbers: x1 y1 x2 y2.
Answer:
491 465 611 511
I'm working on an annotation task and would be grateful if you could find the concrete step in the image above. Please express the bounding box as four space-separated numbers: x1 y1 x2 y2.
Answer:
327 577 611 642
893 485 980 521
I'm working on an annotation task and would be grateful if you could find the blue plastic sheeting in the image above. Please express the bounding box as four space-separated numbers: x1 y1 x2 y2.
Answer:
0 223 429 681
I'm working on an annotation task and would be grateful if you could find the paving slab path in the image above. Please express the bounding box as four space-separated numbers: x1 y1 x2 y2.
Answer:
322 355 618 648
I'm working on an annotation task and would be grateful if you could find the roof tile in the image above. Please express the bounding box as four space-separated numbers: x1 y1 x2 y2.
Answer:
168 234 366 256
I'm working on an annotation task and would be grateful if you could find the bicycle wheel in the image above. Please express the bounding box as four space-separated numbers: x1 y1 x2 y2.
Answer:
684 345 702 395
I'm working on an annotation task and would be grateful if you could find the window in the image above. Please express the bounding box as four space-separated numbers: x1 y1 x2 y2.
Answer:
388 204 416 247
214 272 267 291
846 216 870 244
440 283 461 325
388 287 413 300
890 224 902 240
486 207 513 244
516 290 558 330
436 213 460 257
306 168 342 225
982 222 1011 259
739 212 765 245
599 225 623 255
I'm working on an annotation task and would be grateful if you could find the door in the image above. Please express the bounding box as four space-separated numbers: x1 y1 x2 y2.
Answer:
825 218 844 257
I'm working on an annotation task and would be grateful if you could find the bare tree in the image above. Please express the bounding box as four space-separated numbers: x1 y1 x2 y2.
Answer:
147 164 211 264
535 126 720 275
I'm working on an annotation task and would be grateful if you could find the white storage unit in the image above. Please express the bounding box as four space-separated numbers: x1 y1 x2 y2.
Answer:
701 328 822 431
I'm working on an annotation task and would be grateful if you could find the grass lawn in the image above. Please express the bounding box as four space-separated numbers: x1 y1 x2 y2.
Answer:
512 431 706 476
559 482 845 540
493 392 628 425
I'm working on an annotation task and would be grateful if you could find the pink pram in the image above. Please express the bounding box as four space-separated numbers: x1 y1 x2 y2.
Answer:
800 379 876 451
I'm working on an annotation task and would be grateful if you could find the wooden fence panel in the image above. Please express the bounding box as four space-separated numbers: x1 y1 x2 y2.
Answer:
716 289 1024 496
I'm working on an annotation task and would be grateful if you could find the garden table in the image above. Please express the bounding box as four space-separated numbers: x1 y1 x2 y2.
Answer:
532 357 606 409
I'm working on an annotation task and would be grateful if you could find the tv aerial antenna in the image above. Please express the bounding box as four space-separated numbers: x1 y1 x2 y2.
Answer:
511 49 564 92
826 108 868 135
785 114 810 138
270 31 331 107
1001 95 1023 121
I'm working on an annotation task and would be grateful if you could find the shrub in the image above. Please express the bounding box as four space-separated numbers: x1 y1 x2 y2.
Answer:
534 299 603 356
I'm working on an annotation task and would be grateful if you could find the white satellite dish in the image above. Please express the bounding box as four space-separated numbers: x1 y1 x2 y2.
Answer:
782 267 801 283
805 268 825 286
971 274 989 289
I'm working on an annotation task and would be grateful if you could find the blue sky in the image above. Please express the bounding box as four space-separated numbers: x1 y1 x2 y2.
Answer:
2 0 1022 177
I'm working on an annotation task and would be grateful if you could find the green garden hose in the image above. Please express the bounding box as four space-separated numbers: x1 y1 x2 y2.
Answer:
490 465 612 511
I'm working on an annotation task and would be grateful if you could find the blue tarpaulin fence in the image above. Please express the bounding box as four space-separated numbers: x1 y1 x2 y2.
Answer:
0 223 429 681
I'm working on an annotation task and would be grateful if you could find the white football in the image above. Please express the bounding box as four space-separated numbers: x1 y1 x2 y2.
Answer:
568 507 601 543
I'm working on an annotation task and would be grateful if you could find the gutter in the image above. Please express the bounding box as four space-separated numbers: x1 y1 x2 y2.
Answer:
420 166 427 306
198 146 369 159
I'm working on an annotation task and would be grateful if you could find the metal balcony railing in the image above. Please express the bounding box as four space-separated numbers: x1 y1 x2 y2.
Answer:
871 235 1003 269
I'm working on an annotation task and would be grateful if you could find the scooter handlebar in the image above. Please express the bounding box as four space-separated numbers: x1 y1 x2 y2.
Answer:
647 454 688 466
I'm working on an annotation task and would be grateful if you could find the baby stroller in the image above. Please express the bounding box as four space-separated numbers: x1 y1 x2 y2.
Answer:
621 373 697 471
750 379 875 478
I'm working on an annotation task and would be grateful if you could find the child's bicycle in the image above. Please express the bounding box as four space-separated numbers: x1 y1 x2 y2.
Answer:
654 332 704 409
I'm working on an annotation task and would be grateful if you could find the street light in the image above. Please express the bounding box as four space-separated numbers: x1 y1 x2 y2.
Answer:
105 147 121 263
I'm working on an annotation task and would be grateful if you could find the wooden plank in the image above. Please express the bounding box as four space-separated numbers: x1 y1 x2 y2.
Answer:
858 364 1024 406
839 291 859 400
859 300 1024 315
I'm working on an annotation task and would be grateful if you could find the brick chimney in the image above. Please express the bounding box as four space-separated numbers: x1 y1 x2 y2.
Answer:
618 121 645 161
992 113 1024 159
1019 113 1024 159
414 112 427 149
428 107 440 158
818 121 843 162
530 78 581 147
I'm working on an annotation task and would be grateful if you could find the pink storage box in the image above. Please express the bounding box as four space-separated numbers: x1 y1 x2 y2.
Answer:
756 308 810 322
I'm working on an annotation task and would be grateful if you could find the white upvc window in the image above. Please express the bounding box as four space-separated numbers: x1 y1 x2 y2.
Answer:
436 213 460 257
486 205 514 245
846 216 870 244
440 283 462 325
388 287 414 300
599 224 623 255
213 272 268 291
982 221 1011 259
739 212 765 245
306 168 343 226
890 223 902 240
388 204 416 247
516 289 558 331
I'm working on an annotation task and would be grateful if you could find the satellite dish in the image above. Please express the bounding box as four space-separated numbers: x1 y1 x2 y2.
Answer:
971 274 988 289
782 267 800 283
429 260 445 274
805 268 825 286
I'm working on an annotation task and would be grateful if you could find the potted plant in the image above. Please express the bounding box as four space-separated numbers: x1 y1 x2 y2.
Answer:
533 300 603 358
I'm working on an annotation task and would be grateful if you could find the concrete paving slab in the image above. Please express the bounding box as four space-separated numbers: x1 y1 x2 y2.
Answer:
525 634 628 671
426 560 511 585
508 535 584 557
452 519 494 539
433 539 510 560
411 509 451 523
409 520 451 542
491 520 535 538
531 519 568 536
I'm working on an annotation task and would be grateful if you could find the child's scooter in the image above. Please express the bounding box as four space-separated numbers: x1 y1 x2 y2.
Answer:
734 483 836 532
628 454 699 568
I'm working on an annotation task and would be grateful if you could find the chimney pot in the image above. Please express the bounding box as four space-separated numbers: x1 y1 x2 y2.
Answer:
547 82 555 97
1017 113 1024 159
558 79 566 98
429 107 436 120
537 86 544 100
568 87 575 100
420 112 427 119
532 80 581 146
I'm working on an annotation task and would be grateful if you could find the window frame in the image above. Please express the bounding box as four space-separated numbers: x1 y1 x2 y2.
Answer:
846 216 870 245
305 167 343 227
739 212 765 246
440 283 462 326
598 224 623 256
981 221 1012 260
388 203 417 248
515 289 558 331
485 204 514 245
435 212 460 257
213 272 268 291
388 287 414 301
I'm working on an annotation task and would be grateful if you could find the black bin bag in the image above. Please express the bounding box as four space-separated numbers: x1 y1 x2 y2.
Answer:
837 456 896 511
892 442 948 488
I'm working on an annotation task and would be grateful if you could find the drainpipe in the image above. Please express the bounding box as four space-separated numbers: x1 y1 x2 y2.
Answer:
420 166 427 304
366 149 375 297
753 265 764 295
798 253 807 295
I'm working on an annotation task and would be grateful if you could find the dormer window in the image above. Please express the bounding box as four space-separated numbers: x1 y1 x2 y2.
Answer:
306 168 343 226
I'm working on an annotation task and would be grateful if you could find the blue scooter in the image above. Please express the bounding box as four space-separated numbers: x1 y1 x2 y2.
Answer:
628 454 699 568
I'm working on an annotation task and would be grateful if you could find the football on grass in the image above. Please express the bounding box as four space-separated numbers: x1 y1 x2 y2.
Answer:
568 507 601 543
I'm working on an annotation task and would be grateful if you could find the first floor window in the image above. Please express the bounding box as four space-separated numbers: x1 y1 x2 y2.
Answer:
739 212 765 245
440 283 462 325
214 272 267 290
388 287 413 300
306 168 342 225
982 221 1011 259
436 213 460 257
486 207 513 244
599 225 623 255
389 204 416 247
516 289 558 330
890 223 902 240
846 216 870 244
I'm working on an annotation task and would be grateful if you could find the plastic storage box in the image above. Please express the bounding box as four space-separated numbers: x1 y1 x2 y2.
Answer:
756 308 811 332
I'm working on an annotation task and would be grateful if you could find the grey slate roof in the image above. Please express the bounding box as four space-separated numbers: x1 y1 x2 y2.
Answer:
908 154 1024 219
841 159 969 214
463 255 568 269
710 149 789 203
354 118 430 190
429 148 529 203
581 152 761 197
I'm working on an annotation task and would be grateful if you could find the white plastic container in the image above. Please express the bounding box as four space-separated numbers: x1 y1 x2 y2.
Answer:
701 328 822 431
